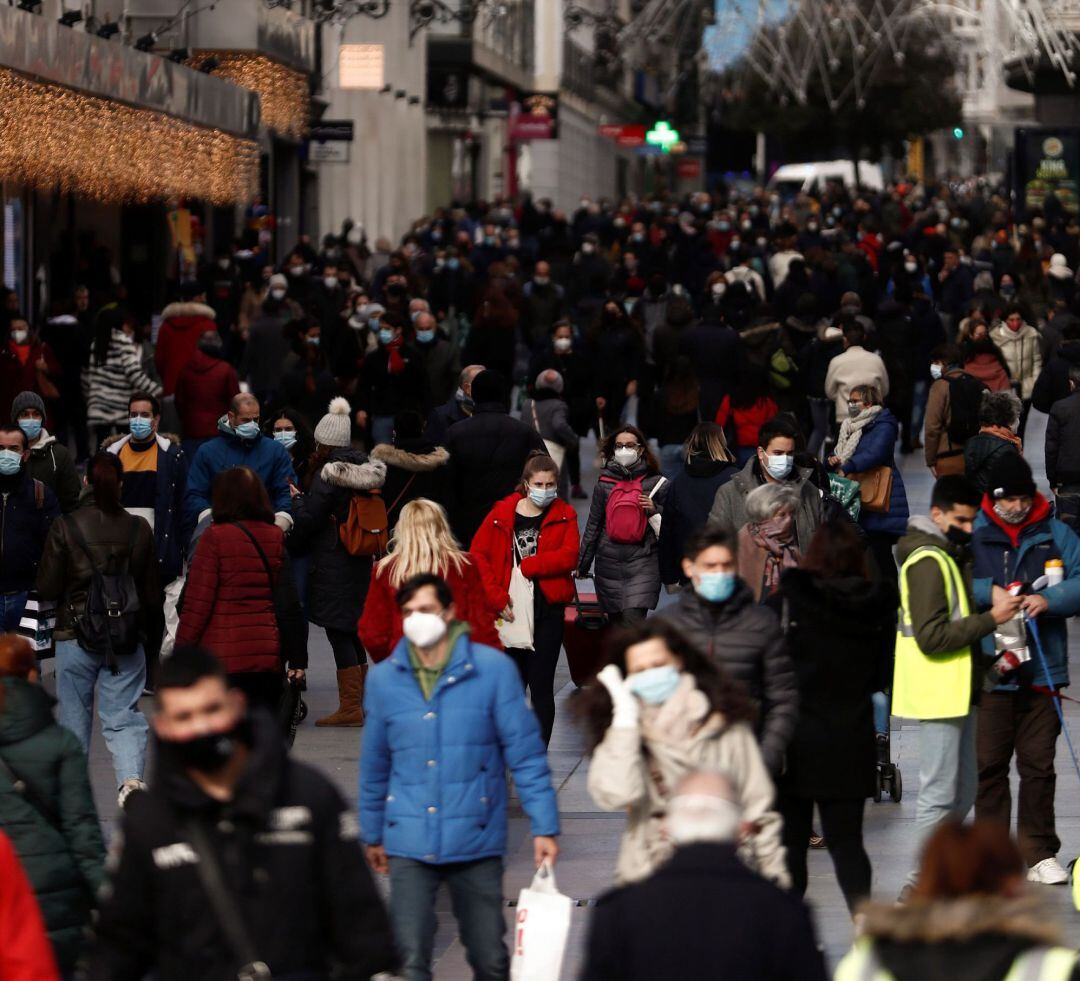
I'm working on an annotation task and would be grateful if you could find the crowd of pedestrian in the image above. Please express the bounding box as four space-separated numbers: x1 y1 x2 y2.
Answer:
2 175 1080 979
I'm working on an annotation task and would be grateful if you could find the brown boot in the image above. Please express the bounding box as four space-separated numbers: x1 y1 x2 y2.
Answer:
316 665 366 726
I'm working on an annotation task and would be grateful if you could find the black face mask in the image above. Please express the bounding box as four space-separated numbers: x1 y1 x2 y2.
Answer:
158 718 250 774
945 525 972 548
386 284 406 299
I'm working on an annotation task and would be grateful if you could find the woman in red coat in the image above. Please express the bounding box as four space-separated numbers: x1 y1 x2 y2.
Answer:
358 498 500 663
470 453 580 745
177 466 306 710
0 831 59 981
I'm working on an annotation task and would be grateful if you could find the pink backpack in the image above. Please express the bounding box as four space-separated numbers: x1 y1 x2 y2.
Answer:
603 477 647 543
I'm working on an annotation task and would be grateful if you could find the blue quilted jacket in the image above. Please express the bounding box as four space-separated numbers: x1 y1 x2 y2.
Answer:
359 632 560 863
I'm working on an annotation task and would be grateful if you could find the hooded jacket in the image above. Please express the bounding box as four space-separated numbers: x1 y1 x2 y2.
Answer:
360 632 559 863
370 441 451 522
578 459 669 614
0 678 104 972
656 581 797 774
174 348 241 440
896 515 996 705
184 418 296 532
971 494 1080 690
290 449 385 632
87 710 397 981
27 431 81 513
470 493 580 608
708 456 824 553
838 896 1079 981
154 302 217 396
105 432 189 582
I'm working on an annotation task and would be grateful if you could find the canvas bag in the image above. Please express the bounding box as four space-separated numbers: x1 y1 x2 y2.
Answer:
510 863 572 981
497 539 535 650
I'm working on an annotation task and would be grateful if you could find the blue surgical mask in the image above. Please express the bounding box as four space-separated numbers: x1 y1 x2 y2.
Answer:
764 453 793 480
368 317 381 331
410 311 422 323
235 420 260 440
129 416 153 440
695 571 736 604
18 418 41 442
528 487 557 508
274 430 297 449
416 328 436 344
0 449 22 476
626 664 682 705
378 328 394 346
447 257 460 270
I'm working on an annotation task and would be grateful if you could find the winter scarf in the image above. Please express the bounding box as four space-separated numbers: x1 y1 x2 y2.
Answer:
979 424 1023 454
833 404 883 463
387 337 406 375
748 513 800 597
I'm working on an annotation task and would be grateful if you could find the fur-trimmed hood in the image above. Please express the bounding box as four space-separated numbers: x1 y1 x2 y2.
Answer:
858 895 1062 947
161 301 216 322
370 443 450 473
321 457 386 491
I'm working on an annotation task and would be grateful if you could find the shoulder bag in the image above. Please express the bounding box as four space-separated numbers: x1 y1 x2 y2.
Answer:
847 465 892 514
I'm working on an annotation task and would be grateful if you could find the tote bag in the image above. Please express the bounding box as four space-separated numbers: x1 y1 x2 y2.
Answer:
497 539 535 651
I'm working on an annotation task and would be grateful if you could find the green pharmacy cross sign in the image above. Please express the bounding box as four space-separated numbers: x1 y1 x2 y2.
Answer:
646 121 679 153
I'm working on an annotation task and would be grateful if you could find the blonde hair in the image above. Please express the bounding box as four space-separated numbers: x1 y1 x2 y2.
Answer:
377 498 469 588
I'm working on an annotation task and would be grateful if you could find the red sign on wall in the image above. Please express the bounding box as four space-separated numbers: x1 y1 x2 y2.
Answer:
597 124 647 148
676 158 702 178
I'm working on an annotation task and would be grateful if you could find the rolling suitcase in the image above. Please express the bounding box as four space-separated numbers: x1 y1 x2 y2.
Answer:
563 580 610 687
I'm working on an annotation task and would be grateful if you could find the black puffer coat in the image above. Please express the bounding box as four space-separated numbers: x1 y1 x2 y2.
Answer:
369 441 451 525
578 460 668 614
444 403 546 543
0 678 104 972
768 570 897 799
964 431 1021 495
656 581 796 774
290 448 386 632
657 455 737 585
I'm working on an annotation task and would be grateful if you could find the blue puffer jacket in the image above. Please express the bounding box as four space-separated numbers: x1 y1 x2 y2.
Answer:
972 498 1080 690
838 408 910 537
360 632 560 863
183 418 296 532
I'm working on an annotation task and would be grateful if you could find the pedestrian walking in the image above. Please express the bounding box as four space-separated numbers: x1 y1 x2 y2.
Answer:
737 483 803 602
1046 361 1080 533
13 390 81 513
964 390 1024 496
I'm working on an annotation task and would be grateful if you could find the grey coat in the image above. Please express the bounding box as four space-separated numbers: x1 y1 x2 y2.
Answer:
522 393 580 496
578 460 668 613
289 448 386 632
707 456 824 552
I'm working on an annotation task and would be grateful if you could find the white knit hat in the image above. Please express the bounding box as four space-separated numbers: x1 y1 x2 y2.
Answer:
314 397 352 447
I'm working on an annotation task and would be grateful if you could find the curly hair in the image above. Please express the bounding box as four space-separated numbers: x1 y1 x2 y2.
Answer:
574 619 756 751
978 389 1021 430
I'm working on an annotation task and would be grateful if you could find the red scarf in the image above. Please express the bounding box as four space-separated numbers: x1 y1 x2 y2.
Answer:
982 492 1051 547
386 337 406 375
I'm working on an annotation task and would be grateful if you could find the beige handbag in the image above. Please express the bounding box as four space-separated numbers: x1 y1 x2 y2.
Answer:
848 465 893 513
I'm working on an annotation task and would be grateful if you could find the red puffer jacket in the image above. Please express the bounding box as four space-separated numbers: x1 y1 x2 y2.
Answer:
176 520 284 673
357 553 500 663
470 493 580 608
175 349 241 439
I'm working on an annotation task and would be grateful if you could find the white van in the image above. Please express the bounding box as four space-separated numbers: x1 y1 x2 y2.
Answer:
767 160 885 196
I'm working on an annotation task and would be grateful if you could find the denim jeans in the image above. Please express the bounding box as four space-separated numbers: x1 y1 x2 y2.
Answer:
389 856 508 981
0 590 28 632
909 710 977 883
55 638 148 787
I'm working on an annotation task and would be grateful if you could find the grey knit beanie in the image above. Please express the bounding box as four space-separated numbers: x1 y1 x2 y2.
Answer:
314 396 352 447
11 391 45 422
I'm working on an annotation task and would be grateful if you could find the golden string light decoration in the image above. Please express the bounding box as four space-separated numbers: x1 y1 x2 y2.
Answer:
0 67 259 205
191 52 310 140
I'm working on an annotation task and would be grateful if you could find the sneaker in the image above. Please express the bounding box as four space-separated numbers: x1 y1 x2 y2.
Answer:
117 778 147 809
570 484 588 500
1027 857 1070 885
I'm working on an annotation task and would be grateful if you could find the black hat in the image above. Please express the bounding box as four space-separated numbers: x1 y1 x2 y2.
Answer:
988 454 1036 500
471 369 507 406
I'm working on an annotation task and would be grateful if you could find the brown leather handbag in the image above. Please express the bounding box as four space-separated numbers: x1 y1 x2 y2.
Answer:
849 465 893 513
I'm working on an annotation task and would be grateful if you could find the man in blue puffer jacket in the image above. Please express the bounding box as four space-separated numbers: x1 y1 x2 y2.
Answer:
360 573 560 981
183 393 295 537
971 454 1080 885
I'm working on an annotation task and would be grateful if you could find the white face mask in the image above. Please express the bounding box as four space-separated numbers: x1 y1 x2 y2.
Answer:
270 288 287 301
553 337 572 353
11 329 28 345
613 446 640 467
323 276 338 290
904 261 918 274
402 611 448 649
666 795 742 845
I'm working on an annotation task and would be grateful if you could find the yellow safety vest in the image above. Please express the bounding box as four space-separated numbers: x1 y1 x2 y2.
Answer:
892 545 972 720
836 937 1078 981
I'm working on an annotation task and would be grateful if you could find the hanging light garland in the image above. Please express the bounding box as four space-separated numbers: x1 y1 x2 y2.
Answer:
0 67 259 204
190 52 310 139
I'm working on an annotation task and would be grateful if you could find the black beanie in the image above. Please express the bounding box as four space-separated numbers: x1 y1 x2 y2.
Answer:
987 453 1036 500
471 369 507 406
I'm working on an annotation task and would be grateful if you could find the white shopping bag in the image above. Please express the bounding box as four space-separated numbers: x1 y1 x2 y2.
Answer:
510 863 572 981
497 542 535 651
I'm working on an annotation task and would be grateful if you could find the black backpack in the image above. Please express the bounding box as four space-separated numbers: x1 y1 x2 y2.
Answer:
66 515 141 674
945 372 988 445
